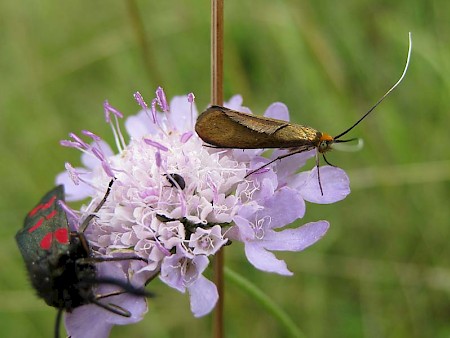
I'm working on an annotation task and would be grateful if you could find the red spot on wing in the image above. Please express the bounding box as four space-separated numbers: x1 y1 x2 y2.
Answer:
54 228 69 244
46 209 57 220
28 204 42 217
28 195 58 217
40 232 53 250
28 218 44 233
42 196 57 210
28 198 60 233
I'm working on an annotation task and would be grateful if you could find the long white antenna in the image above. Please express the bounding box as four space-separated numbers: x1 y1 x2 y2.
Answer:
334 32 412 140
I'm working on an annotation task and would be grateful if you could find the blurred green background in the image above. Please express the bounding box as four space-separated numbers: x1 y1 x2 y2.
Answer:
1 0 449 337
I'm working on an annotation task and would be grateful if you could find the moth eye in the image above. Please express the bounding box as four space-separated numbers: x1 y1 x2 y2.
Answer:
319 141 328 152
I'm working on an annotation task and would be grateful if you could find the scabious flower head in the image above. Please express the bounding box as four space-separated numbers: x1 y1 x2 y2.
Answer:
57 87 350 337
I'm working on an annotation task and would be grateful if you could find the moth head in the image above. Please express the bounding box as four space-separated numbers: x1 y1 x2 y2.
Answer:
317 133 334 154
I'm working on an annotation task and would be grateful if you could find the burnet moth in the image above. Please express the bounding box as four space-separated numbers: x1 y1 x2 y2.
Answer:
16 180 150 338
195 33 412 194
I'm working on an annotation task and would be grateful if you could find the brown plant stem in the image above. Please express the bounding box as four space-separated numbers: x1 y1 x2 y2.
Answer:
211 1 224 338
211 0 224 105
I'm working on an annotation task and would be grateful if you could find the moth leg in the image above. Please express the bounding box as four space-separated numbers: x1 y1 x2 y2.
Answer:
244 146 312 178
322 154 337 167
315 152 324 196
90 298 131 317
78 255 148 265
79 275 153 297
202 144 224 149
54 308 64 338
70 231 90 254
79 179 115 233
95 290 127 300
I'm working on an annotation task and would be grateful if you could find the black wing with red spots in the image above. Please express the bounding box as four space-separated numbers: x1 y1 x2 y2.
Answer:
16 185 70 267
15 182 151 338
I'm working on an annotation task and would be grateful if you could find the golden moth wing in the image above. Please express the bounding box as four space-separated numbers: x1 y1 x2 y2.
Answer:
195 107 268 148
220 107 289 135
195 105 321 149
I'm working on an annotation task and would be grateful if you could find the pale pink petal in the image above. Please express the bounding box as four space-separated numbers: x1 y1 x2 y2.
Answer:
245 242 293 276
55 170 93 201
262 221 330 251
296 166 350 204
259 187 306 228
264 102 290 121
188 275 219 317
168 95 198 131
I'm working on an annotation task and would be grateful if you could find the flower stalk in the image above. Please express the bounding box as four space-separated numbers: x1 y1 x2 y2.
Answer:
211 1 225 337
